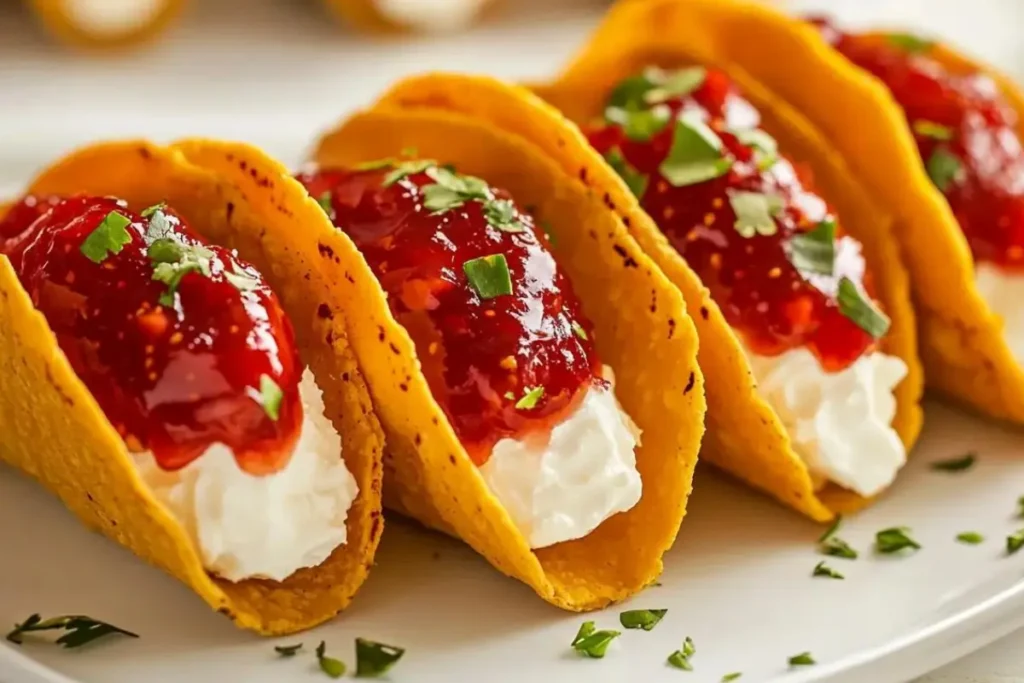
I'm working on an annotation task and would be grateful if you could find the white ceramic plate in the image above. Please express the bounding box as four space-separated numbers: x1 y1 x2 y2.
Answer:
3 1 1024 682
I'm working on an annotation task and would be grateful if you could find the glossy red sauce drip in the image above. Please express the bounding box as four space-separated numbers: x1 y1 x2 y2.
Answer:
0 195 302 474
818 20 1024 269
296 166 602 463
586 68 876 371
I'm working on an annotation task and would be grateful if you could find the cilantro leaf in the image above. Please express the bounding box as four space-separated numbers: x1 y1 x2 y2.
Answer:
80 211 132 264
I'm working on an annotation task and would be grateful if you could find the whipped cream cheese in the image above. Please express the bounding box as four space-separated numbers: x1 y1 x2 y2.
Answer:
134 369 358 583
65 0 166 34
480 370 642 549
374 0 489 32
976 262 1024 366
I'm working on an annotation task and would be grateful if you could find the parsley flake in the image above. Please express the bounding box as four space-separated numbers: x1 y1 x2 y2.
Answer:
1007 530 1024 555
463 253 513 299
80 211 132 264
812 561 844 579
787 218 836 276
515 386 545 410
913 120 954 141
619 608 667 631
837 277 891 339
483 198 527 233
927 147 963 192
275 643 303 657
571 621 620 659
659 114 732 187
605 147 648 199
875 527 921 554
820 537 858 559
729 190 784 238
258 374 283 421
355 638 405 677
931 452 976 472
887 33 934 54
315 640 345 678
666 636 696 670
6 614 137 648
956 532 984 545
788 652 815 667
722 674 743 682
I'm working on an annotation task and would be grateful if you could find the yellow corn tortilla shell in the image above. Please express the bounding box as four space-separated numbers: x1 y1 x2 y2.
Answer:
28 0 187 50
0 140 384 635
528 0 924 519
297 75 705 609
802 29 1024 423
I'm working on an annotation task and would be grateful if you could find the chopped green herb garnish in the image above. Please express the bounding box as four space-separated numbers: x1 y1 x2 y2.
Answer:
733 127 779 170
571 621 620 659
606 104 671 142
788 652 815 667
140 202 166 218
420 166 490 213
912 120 954 141
645 66 708 104
1007 530 1024 555
619 609 667 631
572 321 588 341
787 218 836 276
819 514 842 543
887 33 934 54
6 614 137 648
149 241 214 307
315 641 345 678
354 638 404 678
515 386 545 410
927 148 963 192
875 527 921 554
956 532 984 545
722 674 742 682
605 147 649 199
1017 495 1024 518
820 536 858 560
382 159 437 187
143 207 175 244
318 191 333 214
812 561 844 579
147 237 185 264
224 268 260 293
667 649 693 671
483 198 527 233
504 391 515 400
463 253 513 300
837 277 891 339
729 190 784 238
606 71 658 112
931 452 976 472
258 374 283 421
275 643 303 657
682 636 695 658
659 115 732 187
80 210 132 264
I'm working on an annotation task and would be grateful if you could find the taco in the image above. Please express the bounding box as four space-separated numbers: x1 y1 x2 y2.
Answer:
27 0 186 50
798 20 1024 423
321 0 494 33
0 140 384 635
219 74 704 610
526 0 924 519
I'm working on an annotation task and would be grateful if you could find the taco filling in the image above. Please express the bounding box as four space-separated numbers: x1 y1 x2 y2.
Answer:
816 22 1024 367
0 195 358 583
585 66 906 497
296 162 642 549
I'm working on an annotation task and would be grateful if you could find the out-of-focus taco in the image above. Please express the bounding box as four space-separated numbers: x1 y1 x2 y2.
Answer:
530 0 923 519
0 140 384 635
256 73 705 610
27 0 187 50
805 19 1024 423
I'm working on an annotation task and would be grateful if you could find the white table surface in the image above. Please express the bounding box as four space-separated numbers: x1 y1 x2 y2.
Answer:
2 0 1023 680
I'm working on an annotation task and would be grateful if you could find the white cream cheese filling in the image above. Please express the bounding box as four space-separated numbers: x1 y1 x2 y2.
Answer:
976 262 1024 366
479 369 642 549
373 0 489 32
63 0 166 34
133 368 358 583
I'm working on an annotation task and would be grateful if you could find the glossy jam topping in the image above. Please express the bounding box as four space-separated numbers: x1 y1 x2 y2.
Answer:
818 21 1024 269
587 67 883 372
296 164 601 463
0 195 302 474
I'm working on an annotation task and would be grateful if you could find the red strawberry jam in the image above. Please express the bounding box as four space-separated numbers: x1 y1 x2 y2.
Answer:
296 163 601 463
0 195 302 475
586 67 885 372
818 20 1024 269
